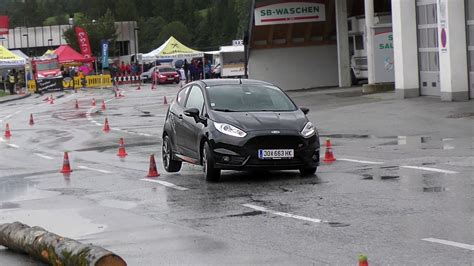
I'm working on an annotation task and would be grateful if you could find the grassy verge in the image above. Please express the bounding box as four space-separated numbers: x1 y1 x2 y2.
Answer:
0 91 8 97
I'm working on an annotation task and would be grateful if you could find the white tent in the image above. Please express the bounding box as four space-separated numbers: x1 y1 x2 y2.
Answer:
11 50 29 60
141 36 204 62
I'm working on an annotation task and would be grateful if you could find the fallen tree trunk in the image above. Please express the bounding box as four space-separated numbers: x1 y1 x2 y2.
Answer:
0 222 126 266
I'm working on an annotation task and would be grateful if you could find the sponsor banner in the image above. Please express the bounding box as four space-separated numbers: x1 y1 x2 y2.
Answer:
35 78 63 93
0 16 8 35
101 39 109 68
255 1 325 26
373 31 395 83
75 26 92 59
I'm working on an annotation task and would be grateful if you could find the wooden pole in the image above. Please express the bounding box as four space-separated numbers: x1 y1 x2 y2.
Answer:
0 222 126 266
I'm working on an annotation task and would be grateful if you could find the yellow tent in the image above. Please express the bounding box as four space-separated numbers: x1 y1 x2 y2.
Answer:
0 45 26 69
43 49 55 56
142 36 203 62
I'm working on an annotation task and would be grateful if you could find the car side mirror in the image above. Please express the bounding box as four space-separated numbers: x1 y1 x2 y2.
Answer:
301 107 310 115
184 108 207 125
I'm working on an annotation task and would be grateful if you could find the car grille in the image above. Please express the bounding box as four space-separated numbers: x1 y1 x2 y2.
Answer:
244 135 304 149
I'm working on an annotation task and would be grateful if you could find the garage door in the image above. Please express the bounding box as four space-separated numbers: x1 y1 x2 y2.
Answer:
416 0 440 96
467 0 474 98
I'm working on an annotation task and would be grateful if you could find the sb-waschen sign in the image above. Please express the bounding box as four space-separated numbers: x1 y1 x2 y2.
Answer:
254 1 326 26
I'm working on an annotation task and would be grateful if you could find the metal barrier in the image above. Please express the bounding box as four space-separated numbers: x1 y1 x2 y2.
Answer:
27 74 113 92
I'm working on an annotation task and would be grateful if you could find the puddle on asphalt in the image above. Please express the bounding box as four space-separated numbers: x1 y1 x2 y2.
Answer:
98 199 138 210
0 181 61 202
0 209 106 238
327 222 350 227
362 174 373 180
423 187 447 192
75 141 157 152
379 136 459 150
320 134 371 139
0 202 20 209
380 175 399 180
227 211 263 218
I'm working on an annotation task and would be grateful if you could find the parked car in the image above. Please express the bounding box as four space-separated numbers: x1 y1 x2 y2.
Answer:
140 66 158 82
154 66 180 84
162 79 320 182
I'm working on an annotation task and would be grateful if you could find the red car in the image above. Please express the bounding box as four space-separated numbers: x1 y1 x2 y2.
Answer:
153 66 180 84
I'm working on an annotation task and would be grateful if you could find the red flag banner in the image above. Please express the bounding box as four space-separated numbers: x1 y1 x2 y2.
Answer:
0 16 9 35
74 26 92 59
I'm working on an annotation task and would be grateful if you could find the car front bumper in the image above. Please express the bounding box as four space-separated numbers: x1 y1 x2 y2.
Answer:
210 133 319 170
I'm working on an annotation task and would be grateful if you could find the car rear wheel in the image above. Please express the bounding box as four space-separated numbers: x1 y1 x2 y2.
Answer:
299 167 317 177
203 142 221 182
162 136 182 172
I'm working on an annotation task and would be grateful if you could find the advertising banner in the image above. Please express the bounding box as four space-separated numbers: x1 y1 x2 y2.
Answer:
36 78 63 93
75 26 92 60
255 1 326 26
101 39 109 68
0 16 9 35
373 31 395 83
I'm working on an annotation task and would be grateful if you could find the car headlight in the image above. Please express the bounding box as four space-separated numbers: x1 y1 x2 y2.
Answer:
301 122 315 138
214 122 247 138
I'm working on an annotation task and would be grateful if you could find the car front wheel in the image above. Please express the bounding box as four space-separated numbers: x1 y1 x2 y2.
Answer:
162 136 182 172
203 142 221 182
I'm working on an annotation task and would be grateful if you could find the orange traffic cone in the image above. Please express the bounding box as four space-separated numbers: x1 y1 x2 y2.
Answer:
29 113 34 126
117 138 128 157
92 98 96 106
147 154 160 177
358 254 368 266
75 99 79 109
49 97 55 104
163 96 168 105
101 100 106 110
4 123 11 138
103 118 110 132
323 139 336 162
60 151 73 173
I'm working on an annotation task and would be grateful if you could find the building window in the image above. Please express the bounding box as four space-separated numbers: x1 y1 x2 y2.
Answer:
355 35 364 50
115 41 130 57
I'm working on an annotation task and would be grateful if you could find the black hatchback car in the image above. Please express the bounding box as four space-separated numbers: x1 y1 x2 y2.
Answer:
162 79 320 182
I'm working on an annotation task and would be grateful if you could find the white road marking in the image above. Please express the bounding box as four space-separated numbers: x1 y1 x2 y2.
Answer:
243 204 327 224
7 143 19 148
422 238 474 251
402 166 458 174
140 178 188 191
5 114 12 119
77 165 112 174
338 158 384 165
0 137 5 142
34 153 55 160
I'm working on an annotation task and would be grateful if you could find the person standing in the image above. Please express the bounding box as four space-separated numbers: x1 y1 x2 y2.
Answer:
183 59 189 83
7 69 17 95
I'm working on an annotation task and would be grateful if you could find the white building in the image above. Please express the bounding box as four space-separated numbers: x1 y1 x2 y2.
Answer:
247 0 473 101
0 21 138 63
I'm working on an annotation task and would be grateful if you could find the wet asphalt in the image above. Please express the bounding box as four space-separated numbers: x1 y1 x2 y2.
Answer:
0 84 472 265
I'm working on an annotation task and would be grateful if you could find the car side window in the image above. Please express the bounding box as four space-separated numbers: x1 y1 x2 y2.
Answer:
176 86 190 106
185 85 205 114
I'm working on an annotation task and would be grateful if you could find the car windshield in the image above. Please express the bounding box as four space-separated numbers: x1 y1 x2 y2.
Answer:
159 67 175 72
36 62 59 71
207 85 297 112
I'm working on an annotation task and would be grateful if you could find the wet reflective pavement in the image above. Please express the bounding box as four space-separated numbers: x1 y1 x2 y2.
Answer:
0 85 472 265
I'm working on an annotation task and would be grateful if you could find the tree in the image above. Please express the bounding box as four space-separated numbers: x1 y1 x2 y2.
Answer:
115 0 138 21
63 9 117 57
155 21 190 47
137 16 166 53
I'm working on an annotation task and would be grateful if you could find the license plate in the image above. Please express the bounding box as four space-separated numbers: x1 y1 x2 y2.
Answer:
258 149 294 159
167 77 174 80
